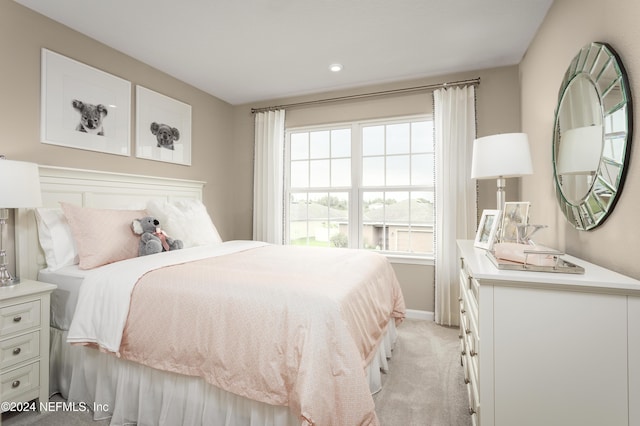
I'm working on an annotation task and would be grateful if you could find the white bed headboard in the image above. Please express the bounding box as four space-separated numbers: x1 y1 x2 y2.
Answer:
16 166 205 281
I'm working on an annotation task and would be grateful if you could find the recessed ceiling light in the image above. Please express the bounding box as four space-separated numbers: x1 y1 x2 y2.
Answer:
329 63 343 72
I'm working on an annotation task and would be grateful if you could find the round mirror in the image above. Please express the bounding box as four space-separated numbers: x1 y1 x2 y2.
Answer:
553 42 633 230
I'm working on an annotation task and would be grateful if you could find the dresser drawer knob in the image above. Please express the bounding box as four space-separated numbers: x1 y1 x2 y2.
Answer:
11 380 20 388
470 350 477 357
466 328 471 335
458 297 463 302
464 378 470 384
461 309 466 314
461 350 466 356
13 316 22 323
12 347 21 356
469 407 476 415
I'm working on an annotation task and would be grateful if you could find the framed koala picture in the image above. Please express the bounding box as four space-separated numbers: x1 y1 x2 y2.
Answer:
135 85 192 166
40 49 131 156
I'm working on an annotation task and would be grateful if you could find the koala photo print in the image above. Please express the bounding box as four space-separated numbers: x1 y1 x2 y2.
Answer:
135 85 192 166
41 49 131 156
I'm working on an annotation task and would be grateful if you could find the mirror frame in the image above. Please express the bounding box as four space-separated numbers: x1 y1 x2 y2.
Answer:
552 42 633 230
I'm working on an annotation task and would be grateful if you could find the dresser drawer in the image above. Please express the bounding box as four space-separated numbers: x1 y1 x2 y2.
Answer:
0 301 41 337
1 361 39 406
0 331 40 370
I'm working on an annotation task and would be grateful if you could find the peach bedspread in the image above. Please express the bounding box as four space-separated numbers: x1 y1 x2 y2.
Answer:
119 244 405 426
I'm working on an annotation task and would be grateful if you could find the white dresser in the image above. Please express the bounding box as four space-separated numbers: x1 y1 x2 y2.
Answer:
457 240 640 426
0 280 56 412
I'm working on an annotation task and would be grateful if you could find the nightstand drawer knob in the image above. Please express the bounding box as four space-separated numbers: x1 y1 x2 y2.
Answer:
12 347 21 355
11 380 20 388
13 316 22 323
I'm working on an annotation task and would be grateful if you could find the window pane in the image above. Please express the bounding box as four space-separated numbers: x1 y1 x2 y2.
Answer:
362 156 384 186
309 159 330 187
328 192 349 248
363 126 384 156
386 155 410 186
289 193 309 245
386 123 410 155
411 121 431 153
331 129 351 158
412 191 433 223
362 192 385 251
331 158 351 187
290 160 308 188
411 153 433 185
308 193 330 246
409 191 434 254
310 131 330 159
291 133 309 160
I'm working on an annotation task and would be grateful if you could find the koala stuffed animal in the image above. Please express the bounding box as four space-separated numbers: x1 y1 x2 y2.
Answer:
150 122 180 150
72 99 108 135
131 216 183 256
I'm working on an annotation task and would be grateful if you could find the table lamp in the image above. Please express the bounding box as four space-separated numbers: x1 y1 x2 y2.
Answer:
0 157 42 286
471 133 533 209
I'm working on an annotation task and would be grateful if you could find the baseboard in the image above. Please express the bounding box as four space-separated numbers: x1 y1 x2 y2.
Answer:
405 309 434 321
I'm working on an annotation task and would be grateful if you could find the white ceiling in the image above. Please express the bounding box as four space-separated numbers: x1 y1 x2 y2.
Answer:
14 0 553 106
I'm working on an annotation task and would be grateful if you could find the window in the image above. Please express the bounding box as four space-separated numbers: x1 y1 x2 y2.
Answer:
285 116 434 259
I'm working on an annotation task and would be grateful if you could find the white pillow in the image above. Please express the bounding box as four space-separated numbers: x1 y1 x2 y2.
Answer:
146 199 222 248
34 208 79 271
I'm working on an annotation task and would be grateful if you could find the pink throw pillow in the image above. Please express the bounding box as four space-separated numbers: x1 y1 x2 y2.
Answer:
61 202 146 269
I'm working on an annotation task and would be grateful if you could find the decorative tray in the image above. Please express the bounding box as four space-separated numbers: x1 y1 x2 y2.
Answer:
486 250 585 274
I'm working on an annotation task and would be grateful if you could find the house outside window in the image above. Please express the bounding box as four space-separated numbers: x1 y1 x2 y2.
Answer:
285 115 434 261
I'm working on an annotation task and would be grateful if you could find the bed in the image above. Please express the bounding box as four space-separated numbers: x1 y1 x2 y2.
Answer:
16 166 406 426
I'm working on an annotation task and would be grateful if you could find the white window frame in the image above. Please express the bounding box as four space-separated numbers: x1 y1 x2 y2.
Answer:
285 114 434 265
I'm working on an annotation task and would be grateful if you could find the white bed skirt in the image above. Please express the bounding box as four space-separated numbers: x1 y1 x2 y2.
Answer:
49 321 397 426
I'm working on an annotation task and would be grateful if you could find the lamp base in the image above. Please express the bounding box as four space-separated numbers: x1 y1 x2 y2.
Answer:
496 177 506 210
0 208 19 287
0 267 19 287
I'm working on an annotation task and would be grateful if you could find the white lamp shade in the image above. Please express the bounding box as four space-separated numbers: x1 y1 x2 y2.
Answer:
557 125 602 175
471 133 533 179
0 160 42 207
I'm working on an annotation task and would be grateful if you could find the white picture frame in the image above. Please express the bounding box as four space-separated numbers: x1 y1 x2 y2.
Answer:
136 85 192 166
474 209 502 250
40 48 131 156
500 201 530 243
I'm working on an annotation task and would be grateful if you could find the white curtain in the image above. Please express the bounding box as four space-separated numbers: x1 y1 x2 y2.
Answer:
433 86 477 326
253 109 286 244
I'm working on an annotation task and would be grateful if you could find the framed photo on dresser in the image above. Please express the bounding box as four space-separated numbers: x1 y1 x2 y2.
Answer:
474 209 502 250
500 201 530 243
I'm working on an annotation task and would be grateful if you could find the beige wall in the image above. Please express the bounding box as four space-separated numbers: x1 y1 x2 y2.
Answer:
520 0 640 278
233 66 522 311
1 1 235 240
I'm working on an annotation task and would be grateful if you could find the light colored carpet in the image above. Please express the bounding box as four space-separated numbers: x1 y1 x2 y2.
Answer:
373 319 472 426
2 319 471 426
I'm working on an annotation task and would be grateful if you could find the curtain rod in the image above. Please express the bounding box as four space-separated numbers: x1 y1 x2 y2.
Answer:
250 77 480 114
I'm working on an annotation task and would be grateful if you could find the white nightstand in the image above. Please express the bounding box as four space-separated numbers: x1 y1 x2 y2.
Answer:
0 280 56 412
